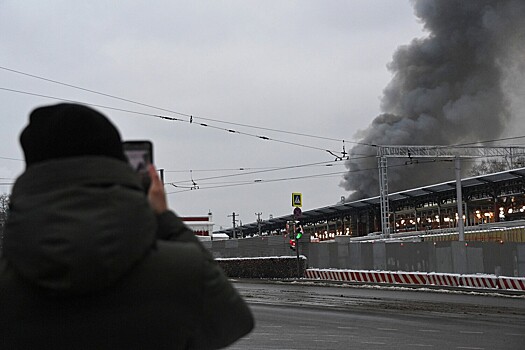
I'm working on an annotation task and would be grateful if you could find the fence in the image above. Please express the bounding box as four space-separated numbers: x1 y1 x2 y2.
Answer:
204 234 525 277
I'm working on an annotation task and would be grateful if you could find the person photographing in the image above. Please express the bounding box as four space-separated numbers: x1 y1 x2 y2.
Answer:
0 103 254 349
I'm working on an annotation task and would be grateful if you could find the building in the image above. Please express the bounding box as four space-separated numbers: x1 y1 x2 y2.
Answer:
182 212 214 237
214 167 525 241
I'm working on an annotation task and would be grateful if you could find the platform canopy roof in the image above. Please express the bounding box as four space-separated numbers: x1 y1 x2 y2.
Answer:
214 167 525 237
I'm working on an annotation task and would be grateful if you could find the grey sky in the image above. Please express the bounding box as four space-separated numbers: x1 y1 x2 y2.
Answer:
1 1 426 229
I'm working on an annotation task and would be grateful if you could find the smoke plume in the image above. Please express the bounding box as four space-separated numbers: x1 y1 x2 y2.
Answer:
341 0 525 200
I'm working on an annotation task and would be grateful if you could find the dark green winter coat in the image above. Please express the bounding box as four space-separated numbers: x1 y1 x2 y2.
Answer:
0 157 253 349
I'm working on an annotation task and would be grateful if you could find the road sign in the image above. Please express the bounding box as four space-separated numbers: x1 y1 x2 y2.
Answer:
293 207 302 219
292 192 302 207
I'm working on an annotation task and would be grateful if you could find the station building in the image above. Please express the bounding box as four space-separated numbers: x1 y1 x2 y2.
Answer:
214 167 525 242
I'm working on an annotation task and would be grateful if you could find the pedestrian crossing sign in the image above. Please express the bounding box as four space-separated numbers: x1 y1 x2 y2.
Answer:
292 192 302 207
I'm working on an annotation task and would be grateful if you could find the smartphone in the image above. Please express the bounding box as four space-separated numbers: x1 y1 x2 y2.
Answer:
122 140 153 191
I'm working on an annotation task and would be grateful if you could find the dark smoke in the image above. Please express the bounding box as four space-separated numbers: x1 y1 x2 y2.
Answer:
341 0 525 201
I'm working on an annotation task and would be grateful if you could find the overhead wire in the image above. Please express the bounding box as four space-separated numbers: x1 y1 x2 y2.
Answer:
2 66 525 196
165 166 276 173
167 151 425 187
165 158 456 194
2 135 523 190
168 164 348 184
0 156 24 161
167 159 351 185
5 66 524 160
166 150 525 195
3 67 525 153
0 87 346 155
0 66 376 147
451 136 525 147
166 170 349 194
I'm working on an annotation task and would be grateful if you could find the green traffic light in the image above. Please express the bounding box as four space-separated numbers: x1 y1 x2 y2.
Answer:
296 231 302 240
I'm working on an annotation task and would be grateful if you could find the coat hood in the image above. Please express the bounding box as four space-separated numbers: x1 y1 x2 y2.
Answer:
3 157 157 295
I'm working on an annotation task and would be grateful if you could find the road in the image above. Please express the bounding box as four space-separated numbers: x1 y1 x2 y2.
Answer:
228 280 525 349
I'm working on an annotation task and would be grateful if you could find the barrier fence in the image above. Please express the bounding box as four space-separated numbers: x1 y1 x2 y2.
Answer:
304 269 525 292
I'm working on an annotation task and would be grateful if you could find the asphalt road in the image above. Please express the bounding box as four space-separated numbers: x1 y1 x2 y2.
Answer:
228 281 525 349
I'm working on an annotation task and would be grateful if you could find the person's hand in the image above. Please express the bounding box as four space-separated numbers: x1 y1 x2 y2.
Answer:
147 164 168 214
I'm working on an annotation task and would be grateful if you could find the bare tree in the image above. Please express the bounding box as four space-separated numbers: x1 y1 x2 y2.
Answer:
469 159 505 176
0 193 9 224
468 158 521 177
0 193 9 249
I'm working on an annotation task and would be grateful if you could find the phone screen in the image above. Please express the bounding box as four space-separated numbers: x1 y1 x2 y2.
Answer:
123 141 153 190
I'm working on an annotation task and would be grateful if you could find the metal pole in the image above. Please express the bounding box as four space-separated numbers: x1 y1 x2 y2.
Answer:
464 202 469 227
295 223 301 278
256 212 262 236
438 204 441 229
296 237 301 278
455 157 465 241
378 149 390 237
228 212 238 239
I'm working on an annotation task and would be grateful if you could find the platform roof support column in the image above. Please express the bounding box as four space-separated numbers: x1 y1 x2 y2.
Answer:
378 151 391 237
455 157 465 241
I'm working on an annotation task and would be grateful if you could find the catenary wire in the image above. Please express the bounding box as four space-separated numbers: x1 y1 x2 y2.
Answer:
450 136 525 146
0 156 24 161
2 85 524 158
0 66 375 147
0 87 345 155
2 67 525 152
2 71 525 187
0 150 522 193
165 158 469 194
168 159 352 185
1 139 523 188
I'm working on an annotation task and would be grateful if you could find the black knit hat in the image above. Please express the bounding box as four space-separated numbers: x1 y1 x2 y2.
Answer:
20 103 127 166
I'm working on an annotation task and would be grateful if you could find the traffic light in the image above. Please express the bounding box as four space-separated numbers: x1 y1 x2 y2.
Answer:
295 226 303 240
289 239 296 251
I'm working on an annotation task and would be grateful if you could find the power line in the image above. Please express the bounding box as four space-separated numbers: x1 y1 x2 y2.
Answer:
164 162 349 173
4 67 524 156
1 139 522 188
0 87 347 155
2 147 521 195
166 153 525 195
165 167 272 173
0 156 24 161
165 158 450 194
163 139 525 183
3 67 524 183
166 170 349 194
0 65 375 147
451 136 525 147
166 152 396 185
3 67 525 154
167 159 349 185
0 87 160 117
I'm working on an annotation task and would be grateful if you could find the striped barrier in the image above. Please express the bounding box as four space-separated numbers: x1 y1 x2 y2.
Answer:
393 271 428 285
460 274 499 289
498 277 525 291
427 273 461 287
304 269 525 292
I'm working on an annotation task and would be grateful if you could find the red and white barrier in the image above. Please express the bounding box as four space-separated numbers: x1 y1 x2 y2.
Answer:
392 271 428 285
304 268 525 292
427 273 461 287
498 277 525 291
460 274 499 289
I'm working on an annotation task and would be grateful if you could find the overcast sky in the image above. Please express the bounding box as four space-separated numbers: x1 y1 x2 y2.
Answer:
0 1 425 229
